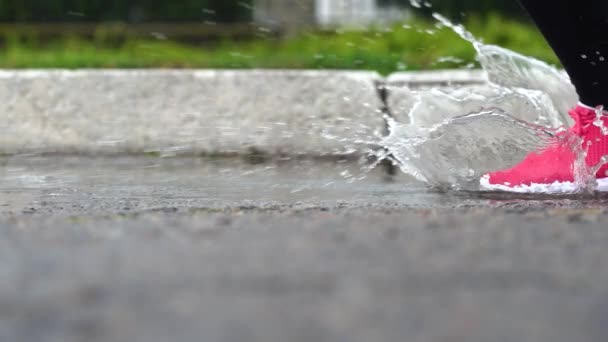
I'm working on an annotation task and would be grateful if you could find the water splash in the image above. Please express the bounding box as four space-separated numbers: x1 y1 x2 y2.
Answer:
432 13 577 120
593 106 608 136
381 109 556 189
377 12 603 192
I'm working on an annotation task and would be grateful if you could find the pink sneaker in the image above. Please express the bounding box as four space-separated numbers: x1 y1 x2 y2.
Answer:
480 105 608 193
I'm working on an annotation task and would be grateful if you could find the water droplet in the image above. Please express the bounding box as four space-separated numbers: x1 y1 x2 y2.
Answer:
410 0 422 8
581 54 588 59
150 32 167 40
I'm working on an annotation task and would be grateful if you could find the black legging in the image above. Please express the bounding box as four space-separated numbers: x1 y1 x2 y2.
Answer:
518 0 608 107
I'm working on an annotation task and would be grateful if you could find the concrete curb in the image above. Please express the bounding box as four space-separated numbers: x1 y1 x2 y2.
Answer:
0 69 487 156
386 69 487 87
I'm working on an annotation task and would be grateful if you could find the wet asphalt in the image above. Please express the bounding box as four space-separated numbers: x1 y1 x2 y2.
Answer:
2 156 608 342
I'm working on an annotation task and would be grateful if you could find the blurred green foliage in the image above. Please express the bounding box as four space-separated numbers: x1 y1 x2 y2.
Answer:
0 0 252 22
0 14 557 72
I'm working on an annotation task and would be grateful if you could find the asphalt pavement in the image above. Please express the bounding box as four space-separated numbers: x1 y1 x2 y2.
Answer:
2 156 608 342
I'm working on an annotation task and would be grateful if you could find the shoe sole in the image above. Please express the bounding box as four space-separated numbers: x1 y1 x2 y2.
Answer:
479 175 608 194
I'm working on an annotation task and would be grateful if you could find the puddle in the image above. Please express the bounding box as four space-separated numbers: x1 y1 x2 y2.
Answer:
1 156 608 216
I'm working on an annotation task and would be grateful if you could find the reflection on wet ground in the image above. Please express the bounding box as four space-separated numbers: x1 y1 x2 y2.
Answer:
1 155 608 217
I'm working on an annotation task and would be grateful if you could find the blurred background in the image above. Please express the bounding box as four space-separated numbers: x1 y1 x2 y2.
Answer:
0 0 556 72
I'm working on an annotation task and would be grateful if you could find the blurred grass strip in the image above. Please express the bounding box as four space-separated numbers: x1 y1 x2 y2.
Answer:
0 14 558 73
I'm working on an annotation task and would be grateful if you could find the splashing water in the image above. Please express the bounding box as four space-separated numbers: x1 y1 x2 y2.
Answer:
593 106 608 136
375 13 608 192
382 109 556 190
432 13 577 120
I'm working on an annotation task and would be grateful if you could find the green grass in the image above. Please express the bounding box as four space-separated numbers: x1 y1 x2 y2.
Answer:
0 14 559 73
